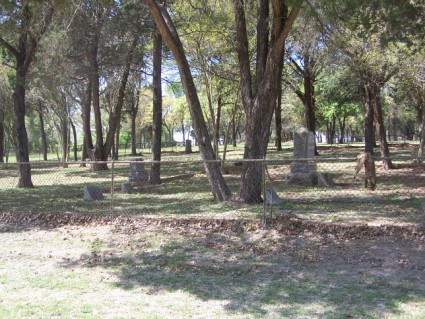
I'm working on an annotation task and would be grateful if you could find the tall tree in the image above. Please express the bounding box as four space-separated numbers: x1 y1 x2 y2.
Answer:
0 1 54 187
233 0 301 203
142 0 231 201
150 20 163 184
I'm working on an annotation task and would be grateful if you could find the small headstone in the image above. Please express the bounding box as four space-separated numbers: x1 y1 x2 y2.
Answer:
121 182 133 193
265 189 283 205
129 159 149 182
290 127 316 173
83 185 104 201
317 173 334 187
185 139 192 153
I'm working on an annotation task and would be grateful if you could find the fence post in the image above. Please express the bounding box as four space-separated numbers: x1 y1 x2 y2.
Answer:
110 160 115 212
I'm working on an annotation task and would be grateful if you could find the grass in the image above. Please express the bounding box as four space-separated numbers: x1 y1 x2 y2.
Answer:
1 143 424 224
0 225 424 319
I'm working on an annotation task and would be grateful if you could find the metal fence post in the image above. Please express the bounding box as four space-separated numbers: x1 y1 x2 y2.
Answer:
110 160 115 213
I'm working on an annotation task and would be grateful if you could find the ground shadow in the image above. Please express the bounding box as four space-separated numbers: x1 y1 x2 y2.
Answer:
59 230 425 318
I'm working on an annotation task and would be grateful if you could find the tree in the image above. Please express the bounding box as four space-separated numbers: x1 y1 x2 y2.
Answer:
0 1 54 187
394 50 425 156
284 14 329 153
150 19 163 184
142 0 231 201
232 0 301 203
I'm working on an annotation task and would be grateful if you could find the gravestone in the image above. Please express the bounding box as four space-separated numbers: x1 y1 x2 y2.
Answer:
121 182 133 193
185 139 192 154
290 127 316 174
265 189 283 205
128 158 149 182
83 185 104 201
287 127 333 187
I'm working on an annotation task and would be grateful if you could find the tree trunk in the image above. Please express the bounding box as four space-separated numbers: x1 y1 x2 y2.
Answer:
214 95 222 158
70 119 78 161
81 81 94 153
1 1 53 186
233 0 300 203
89 31 106 169
415 104 425 158
364 84 375 155
60 118 69 168
338 116 346 144
303 55 317 154
143 0 231 201
0 110 4 163
181 122 185 145
275 71 283 151
37 102 48 161
151 24 162 185
113 124 120 160
373 84 393 169
14 59 33 187
103 36 138 160
131 88 140 156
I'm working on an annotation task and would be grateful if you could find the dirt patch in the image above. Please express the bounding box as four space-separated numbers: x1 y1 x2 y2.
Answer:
1 213 424 318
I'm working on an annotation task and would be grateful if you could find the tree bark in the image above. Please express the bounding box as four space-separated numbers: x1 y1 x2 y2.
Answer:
103 36 138 159
150 24 163 185
275 82 283 151
233 0 300 203
338 116 346 144
214 95 223 159
0 110 4 163
143 0 231 201
89 34 105 167
415 103 425 157
373 87 393 169
131 88 140 156
70 119 78 161
37 102 48 161
364 84 375 155
13 56 33 187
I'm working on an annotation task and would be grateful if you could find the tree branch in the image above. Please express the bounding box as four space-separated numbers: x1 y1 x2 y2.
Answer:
232 0 253 109
0 36 18 58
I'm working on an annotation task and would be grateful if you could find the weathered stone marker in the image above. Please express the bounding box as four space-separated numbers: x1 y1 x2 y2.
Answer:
185 139 192 154
265 189 283 205
287 127 334 187
83 185 104 201
128 158 149 182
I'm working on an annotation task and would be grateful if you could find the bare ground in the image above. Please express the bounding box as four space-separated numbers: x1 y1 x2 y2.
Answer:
1 212 424 318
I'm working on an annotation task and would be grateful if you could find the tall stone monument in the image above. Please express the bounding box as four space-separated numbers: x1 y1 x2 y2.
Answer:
287 127 333 186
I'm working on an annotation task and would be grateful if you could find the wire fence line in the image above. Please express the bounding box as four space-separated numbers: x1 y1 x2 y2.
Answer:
0 157 424 224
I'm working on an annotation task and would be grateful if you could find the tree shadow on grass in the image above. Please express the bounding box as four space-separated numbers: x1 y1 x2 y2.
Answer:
59 231 425 318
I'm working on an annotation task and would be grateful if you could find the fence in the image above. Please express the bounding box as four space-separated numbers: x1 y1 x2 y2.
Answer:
0 157 424 225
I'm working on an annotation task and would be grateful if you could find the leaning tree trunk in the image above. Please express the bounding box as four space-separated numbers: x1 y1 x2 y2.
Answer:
373 86 393 169
70 119 78 161
143 0 231 201
150 24 163 185
364 84 375 155
0 110 4 163
214 95 223 159
275 82 283 151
